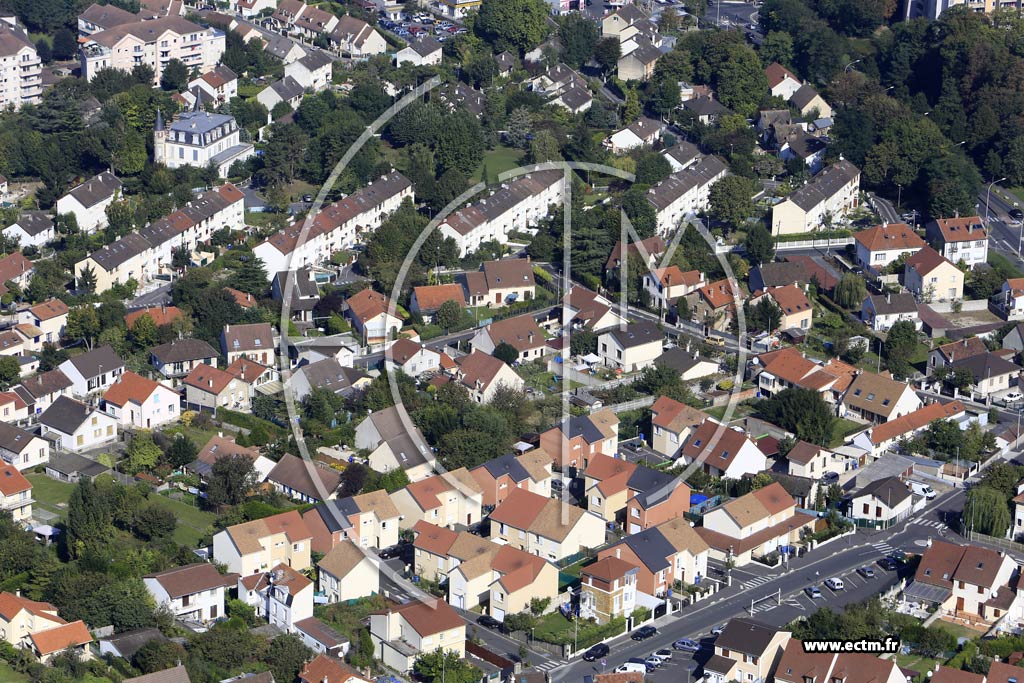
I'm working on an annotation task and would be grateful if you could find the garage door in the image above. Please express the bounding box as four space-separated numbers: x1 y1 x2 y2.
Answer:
492 607 505 621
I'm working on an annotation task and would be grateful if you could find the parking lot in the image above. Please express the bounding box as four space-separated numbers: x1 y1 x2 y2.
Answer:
619 437 673 467
378 12 467 42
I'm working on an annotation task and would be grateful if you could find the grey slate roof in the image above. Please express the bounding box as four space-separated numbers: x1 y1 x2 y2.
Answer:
656 347 708 375
477 453 531 483
627 466 678 508
269 75 305 101
0 422 36 453
46 451 111 479
99 627 168 660
715 618 780 655
663 141 700 169
65 171 121 209
89 232 152 271
646 156 728 211
167 110 236 135
151 338 219 364
607 321 663 349
790 83 823 111
683 95 728 117
855 476 911 507
65 345 123 379
615 527 675 572
559 415 604 444
39 395 93 434
296 358 367 396
12 211 53 237
407 36 441 58
950 352 1021 383
298 48 333 71
867 292 917 316
785 160 859 212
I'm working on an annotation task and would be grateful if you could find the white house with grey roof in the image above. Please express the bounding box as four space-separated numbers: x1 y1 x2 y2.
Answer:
604 117 662 154
257 75 306 112
287 357 369 402
153 108 255 177
37 395 117 454
285 49 333 91
395 36 441 66
0 421 49 470
355 405 433 480
771 160 860 235
598 321 664 372
2 211 54 248
55 171 122 234
150 338 219 378
58 345 125 397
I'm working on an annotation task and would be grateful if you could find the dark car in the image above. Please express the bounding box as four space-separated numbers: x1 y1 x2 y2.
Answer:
632 625 658 641
879 557 899 570
378 544 405 561
583 644 610 661
477 615 503 631
1011 208 1024 222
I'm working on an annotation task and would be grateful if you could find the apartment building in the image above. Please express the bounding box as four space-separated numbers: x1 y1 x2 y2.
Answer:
254 171 413 277
926 216 988 268
646 156 729 236
770 160 861 236
0 21 41 110
437 170 564 257
75 183 245 293
80 16 225 85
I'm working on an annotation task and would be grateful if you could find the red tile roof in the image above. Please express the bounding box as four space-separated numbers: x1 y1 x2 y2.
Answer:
698 279 737 309
29 299 68 321
347 288 393 323
411 520 459 555
392 598 464 636
932 216 986 243
103 371 168 407
905 246 954 276
0 463 30 496
30 620 92 655
854 224 925 252
869 400 965 445
765 62 799 88
124 305 184 328
413 283 466 312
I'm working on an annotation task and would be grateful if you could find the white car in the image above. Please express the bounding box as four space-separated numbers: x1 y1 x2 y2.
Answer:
1005 392 1023 403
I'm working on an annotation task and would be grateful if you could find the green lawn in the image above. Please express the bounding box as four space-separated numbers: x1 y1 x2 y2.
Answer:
533 610 575 642
829 418 864 448
153 492 218 548
0 662 28 683
895 653 938 675
989 251 1024 279
930 620 983 642
26 474 75 517
472 145 524 184
706 403 755 422
162 423 221 451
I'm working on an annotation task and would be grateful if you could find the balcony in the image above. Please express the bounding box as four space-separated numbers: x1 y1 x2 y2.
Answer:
2 497 34 511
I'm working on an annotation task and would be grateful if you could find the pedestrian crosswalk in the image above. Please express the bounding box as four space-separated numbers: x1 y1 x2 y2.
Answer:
912 519 945 529
533 659 563 672
739 576 773 591
872 541 896 555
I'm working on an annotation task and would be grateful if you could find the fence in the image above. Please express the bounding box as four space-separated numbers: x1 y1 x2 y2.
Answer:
774 237 855 251
606 396 655 413
966 530 1024 554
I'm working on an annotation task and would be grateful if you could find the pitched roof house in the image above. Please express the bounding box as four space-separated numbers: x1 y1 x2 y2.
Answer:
679 419 768 479
489 488 606 562
212 509 313 575
840 371 922 424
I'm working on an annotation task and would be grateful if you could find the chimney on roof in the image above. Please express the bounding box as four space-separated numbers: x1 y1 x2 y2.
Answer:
208 379 213 387
886 293 891 305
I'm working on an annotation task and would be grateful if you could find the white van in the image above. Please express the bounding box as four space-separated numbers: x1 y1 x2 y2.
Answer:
615 661 648 674
909 481 936 499
824 577 844 591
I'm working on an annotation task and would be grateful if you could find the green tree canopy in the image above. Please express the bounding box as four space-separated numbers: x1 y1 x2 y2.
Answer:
476 0 550 53
758 387 836 446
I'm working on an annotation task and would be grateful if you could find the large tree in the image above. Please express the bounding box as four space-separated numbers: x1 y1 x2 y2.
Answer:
883 320 918 380
558 13 598 68
159 59 190 91
744 224 775 265
709 176 757 233
206 454 258 509
266 634 314 683
963 486 1010 537
833 273 867 309
758 387 836 446
476 0 549 53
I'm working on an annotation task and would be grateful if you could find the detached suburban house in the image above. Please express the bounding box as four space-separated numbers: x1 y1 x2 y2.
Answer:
450 351 525 404
471 313 548 363
317 540 380 602
603 117 662 154
0 422 49 471
650 396 709 458
345 289 403 347
840 371 923 424
369 600 465 672
861 292 920 332
101 371 179 429
143 563 234 626
854 223 926 275
926 215 988 269
849 477 913 527
597 321 664 372
0 592 92 663
55 170 122 234
901 540 1021 626
354 404 433 480
695 483 815 566
704 619 791 683
38 395 117 454
679 419 768 479
150 338 219 378
904 246 964 302
58 345 124 397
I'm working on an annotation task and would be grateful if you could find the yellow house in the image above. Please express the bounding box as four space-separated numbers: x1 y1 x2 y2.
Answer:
369 600 466 673
904 246 964 303
755 284 813 333
489 488 606 562
389 469 483 530
0 592 93 663
704 618 791 683
212 509 313 575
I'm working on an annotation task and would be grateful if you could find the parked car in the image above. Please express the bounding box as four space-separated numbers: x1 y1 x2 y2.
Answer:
632 626 658 641
879 557 898 571
583 644 609 661
804 585 823 599
673 638 700 652
645 656 664 669
615 662 647 674
824 577 845 591
477 615 503 630
302 194 313 202
654 649 673 661
378 544 405 560
857 566 876 579
1005 392 1024 403
710 624 726 635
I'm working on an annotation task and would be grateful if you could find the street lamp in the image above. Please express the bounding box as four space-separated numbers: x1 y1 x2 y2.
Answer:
986 177 1007 223
844 59 862 73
